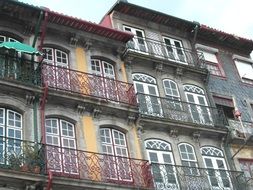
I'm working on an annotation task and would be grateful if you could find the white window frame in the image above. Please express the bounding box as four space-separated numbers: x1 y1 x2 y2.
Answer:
201 147 232 190
100 128 131 181
163 36 187 64
45 118 77 174
0 108 22 164
132 73 163 117
123 25 148 54
234 59 253 81
145 139 179 190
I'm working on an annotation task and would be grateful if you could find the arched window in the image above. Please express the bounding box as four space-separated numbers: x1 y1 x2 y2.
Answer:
100 128 130 181
184 84 212 125
0 108 22 164
132 73 162 116
0 35 19 43
145 139 179 189
163 79 181 111
178 143 198 175
90 59 115 79
45 118 77 174
42 47 69 89
201 146 231 189
89 58 117 100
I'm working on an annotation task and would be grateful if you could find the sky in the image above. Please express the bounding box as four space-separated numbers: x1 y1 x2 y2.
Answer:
20 0 253 41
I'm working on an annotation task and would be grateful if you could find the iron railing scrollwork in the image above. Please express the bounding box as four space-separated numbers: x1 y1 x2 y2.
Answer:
151 163 249 190
0 53 42 85
42 63 137 106
126 36 206 69
137 93 227 127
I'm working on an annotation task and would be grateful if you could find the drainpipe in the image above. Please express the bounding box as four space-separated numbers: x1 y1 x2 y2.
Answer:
192 21 200 46
33 96 38 142
32 10 44 48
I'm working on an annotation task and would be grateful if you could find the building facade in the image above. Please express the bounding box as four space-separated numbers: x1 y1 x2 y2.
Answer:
0 0 252 190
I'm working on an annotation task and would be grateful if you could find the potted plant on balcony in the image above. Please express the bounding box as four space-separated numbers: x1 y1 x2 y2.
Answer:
23 142 42 174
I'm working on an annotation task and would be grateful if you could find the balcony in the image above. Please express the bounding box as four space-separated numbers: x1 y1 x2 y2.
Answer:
137 93 227 127
0 138 153 189
0 53 41 86
125 37 205 68
42 64 137 106
228 119 253 138
151 163 248 190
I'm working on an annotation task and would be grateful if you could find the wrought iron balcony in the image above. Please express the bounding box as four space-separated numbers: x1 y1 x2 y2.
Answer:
46 144 154 189
137 93 227 127
0 53 41 85
125 36 205 68
0 138 154 189
42 64 137 106
228 119 253 138
151 163 248 190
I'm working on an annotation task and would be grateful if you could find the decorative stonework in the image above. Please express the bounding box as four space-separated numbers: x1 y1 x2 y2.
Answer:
175 67 183 77
127 115 136 125
93 108 102 118
69 36 78 47
169 128 178 138
76 105 86 114
192 131 201 142
83 40 92 51
26 95 35 105
155 63 163 72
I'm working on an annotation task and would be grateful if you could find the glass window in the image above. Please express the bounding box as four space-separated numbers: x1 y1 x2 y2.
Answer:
42 48 68 68
178 143 198 175
201 146 231 189
0 108 22 164
235 59 253 84
45 118 77 174
145 139 179 189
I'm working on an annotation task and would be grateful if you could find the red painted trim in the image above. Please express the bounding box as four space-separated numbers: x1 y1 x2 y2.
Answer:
38 10 49 51
100 15 112 28
46 10 133 43
46 170 53 190
40 84 48 144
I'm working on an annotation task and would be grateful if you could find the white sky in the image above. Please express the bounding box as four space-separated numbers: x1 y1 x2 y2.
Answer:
20 0 253 41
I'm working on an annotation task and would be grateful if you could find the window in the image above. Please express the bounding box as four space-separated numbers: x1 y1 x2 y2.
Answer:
100 128 131 181
201 147 231 189
198 49 224 76
90 58 118 100
163 37 186 64
178 143 198 174
132 73 162 117
123 25 148 53
163 79 181 110
45 118 77 174
42 48 69 89
145 139 179 189
0 108 22 164
184 85 212 125
234 59 253 84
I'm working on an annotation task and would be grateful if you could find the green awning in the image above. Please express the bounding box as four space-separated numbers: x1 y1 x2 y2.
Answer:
0 41 42 56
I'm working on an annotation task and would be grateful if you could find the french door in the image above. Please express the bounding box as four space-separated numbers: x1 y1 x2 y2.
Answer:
42 48 69 90
100 128 131 181
123 26 148 54
163 37 186 64
45 118 78 174
90 59 117 100
203 156 232 189
185 92 212 125
134 81 162 117
147 149 179 189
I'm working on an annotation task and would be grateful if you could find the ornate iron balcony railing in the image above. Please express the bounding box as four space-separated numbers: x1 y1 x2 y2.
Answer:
137 93 227 127
151 163 248 190
125 36 205 68
42 63 137 106
228 119 253 138
0 138 154 189
0 53 41 85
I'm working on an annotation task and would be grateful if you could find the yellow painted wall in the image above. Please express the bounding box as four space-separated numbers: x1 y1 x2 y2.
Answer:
132 126 142 159
76 47 87 72
76 47 98 152
232 145 253 159
120 61 127 83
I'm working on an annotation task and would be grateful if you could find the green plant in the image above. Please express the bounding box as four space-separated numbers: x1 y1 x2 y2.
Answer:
23 143 42 172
